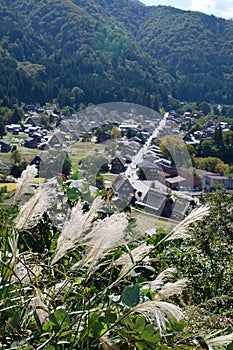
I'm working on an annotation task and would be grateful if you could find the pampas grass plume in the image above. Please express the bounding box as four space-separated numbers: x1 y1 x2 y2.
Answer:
14 185 52 230
51 196 103 265
14 164 38 201
165 205 210 242
131 300 184 335
205 332 233 348
114 243 154 279
81 212 128 277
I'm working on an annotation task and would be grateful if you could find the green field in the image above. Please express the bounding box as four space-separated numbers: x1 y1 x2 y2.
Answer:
70 141 105 172
132 209 177 235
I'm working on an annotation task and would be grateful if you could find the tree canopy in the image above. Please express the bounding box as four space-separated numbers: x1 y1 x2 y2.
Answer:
1 1 233 108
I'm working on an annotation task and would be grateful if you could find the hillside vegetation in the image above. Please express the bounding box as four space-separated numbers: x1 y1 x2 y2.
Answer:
1 0 233 108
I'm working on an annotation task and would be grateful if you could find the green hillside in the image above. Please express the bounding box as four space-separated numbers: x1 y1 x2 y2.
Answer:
1 0 233 108
137 6 233 102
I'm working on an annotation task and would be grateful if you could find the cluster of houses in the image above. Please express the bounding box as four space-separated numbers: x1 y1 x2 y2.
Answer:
108 137 198 220
183 121 231 148
1 105 232 215
101 110 232 219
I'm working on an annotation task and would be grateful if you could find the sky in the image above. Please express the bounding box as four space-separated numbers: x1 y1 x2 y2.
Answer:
140 0 233 19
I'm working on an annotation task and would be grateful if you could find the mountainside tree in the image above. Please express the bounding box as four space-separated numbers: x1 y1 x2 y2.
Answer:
2 1 233 107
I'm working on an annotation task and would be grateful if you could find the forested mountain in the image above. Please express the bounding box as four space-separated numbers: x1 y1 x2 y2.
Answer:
1 0 233 109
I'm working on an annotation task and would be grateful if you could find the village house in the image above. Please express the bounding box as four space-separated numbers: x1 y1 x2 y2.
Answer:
163 169 202 191
136 188 167 216
110 157 127 174
137 160 159 180
25 116 41 127
26 105 36 112
143 153 161 163
165 175 186 190
170 197 191 221
0 162 13 175
47 132 66 148
112 175 134 198
111 175 135 210
0 140 11 153
24 137 39 149
202 174 233 192
30 132 43 143
30 153 43 173
6 124 21 134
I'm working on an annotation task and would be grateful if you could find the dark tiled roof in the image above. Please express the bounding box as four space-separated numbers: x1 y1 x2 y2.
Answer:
143 189 166 211
171 198 190 220
112 175 131 192
0 140 11 145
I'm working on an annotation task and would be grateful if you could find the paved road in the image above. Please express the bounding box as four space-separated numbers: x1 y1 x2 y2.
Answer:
125 112 168 179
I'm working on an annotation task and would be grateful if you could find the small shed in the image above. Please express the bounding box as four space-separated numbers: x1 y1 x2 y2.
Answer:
0 141 11 153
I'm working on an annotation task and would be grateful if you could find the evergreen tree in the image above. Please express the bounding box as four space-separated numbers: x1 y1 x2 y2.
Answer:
0 121 6 138
11 108 24 124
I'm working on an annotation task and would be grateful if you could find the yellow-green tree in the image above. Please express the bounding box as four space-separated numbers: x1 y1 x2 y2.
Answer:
159 135 194 168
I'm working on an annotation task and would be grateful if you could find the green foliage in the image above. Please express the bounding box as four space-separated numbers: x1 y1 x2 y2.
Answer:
138 6 233 104
2 0 233 109
1 169 233 348
10 161 28 178
10 149 21 165
194 157 229 174
0 121 6 138
159 135 193 168
154 192 233 310
121 284 140 307
197 129 233 165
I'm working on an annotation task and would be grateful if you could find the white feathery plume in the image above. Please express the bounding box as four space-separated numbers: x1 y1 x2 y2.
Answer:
147 268 177 291
83 196 103 225
51 196 103 265
31 289 49 325
15 261 42 285
15 254 42 286
99 336 119 350
205 333 233 348
131 300 185 335
51 201 85 265
14 165 38 201
50 279 72 294
165 205 210 242
8 231 19 264
114 243 154 279
81 213 128 276
154 279 188 300
14 185 52 230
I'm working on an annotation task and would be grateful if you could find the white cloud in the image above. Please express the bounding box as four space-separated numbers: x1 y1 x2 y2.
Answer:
189 0 233 19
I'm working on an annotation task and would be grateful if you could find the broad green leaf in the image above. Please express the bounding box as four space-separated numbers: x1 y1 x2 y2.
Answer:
50 308 70 331
105 310 117 324
135 341 145 350
142 325 160 343
135 315 146 333
67 188 81 202
171 320 185 332
121 284 140 307
9 308 23 329
123 317 135 330
90 321 104 338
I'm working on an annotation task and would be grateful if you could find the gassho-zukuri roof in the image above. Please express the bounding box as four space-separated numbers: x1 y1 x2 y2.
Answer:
141 188 167 211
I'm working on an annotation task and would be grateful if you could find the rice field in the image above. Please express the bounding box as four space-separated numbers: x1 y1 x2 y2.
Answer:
0 182 16 192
